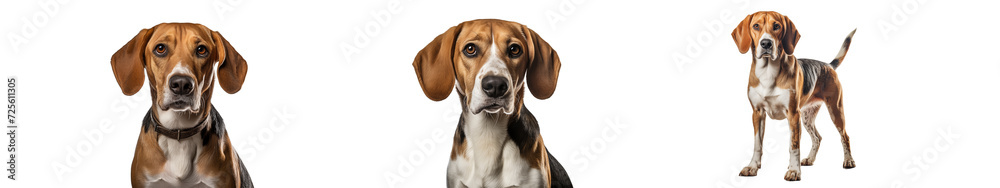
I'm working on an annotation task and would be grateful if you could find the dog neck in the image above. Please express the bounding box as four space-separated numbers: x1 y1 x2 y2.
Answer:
457 91 517 173
457 91 521 145
459 110 511 179
753 54 796 85
148 110 209 140
143 105 226 144
461 108 512 151
154 109 207 129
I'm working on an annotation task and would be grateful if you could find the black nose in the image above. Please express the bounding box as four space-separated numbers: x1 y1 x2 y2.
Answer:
169 76 195 95
760 39 773 50
481 76 508 98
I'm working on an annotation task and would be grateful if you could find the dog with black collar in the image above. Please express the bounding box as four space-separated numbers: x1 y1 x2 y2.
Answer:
110 23 253 188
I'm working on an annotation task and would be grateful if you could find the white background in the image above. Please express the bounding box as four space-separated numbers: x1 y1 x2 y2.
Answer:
1 0 998 187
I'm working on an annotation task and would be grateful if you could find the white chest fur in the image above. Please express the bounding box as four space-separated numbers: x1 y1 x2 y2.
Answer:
447 112 546 188
748 59 792 120
145 133 219 188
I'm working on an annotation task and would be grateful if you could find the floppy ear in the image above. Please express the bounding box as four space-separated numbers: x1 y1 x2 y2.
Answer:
413 24 463 101
111 28 153 96
731 14 754 54
212 31 248 94
781 15 800 55
521 26 561 99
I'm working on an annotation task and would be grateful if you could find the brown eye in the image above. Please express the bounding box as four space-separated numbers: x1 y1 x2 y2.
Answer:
463 43 477 57
196 45 208 57
508 44 522 58
753 24 760 30
153 44 167 57
773 23 780 31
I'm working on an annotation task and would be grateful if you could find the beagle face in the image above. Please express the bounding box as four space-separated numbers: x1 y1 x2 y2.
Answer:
413 19 561 115
732 11 800 61
111 23 247 127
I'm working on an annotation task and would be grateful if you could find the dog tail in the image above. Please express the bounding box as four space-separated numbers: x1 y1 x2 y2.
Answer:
829 29 856 69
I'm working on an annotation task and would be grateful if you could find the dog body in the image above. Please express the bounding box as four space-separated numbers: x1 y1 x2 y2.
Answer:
413 19 572 188
731 11 856 181
111 23 252 188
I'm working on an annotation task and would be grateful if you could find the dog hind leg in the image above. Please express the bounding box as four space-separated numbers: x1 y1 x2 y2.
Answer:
799 102 822 166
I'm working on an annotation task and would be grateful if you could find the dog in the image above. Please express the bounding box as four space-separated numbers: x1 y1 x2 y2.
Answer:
730 11 857 181
412 19 573 188
110 23 253 188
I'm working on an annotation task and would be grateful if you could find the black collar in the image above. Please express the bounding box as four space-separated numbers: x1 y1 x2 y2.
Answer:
143 105 226 145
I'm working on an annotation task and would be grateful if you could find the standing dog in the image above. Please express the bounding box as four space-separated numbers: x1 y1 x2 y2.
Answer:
111 23 253 188
412 19 572 188
730 11 857 181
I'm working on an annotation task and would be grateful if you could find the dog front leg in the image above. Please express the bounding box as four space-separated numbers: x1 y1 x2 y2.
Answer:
784 107 802 181
740 109 767 176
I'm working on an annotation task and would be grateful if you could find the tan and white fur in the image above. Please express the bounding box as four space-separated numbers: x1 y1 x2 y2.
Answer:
413 19 572 188
731 11 857 181
111 23 252 188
